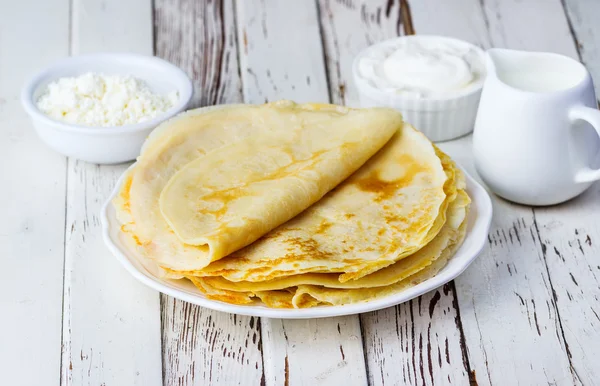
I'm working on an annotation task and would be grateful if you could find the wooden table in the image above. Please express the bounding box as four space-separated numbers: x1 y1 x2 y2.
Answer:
2 0 600 385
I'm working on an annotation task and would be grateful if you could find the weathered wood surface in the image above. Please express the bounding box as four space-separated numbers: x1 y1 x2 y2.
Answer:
238 1 367 384
0 1 69 385
3 0 600 385
154 1 265 385
60 0 162 385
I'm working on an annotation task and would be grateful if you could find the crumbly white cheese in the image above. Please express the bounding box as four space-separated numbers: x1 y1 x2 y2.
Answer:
36 72 179 127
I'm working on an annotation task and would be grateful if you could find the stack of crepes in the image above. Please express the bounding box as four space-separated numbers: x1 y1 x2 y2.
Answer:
114 101 470 308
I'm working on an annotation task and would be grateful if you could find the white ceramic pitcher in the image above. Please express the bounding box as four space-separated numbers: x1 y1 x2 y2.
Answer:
473 48 600 206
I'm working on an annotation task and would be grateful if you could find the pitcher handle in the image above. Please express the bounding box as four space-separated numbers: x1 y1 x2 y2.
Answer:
570 105 600 183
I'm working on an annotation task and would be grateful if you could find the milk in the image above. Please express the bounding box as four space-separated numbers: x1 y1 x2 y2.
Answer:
498 70 582 93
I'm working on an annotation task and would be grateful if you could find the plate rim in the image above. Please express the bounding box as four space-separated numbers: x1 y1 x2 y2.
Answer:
100 162 493 319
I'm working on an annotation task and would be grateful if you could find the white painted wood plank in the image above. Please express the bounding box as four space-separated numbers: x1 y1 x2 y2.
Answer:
408 0 491 47
531 186 600 385
237 1 367 385
0 1 68 385
61 1 162 385
238 0 329 104
71 0 153 53
154 1 265 384
481 0 577 57
261 317 365 386
161 302 264 385
318 1 475 384
360 285 470 386
155 0 242 109
317 0 402 106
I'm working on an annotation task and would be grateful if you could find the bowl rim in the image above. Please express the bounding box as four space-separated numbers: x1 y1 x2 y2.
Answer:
352 35 487 103
20 52 193 135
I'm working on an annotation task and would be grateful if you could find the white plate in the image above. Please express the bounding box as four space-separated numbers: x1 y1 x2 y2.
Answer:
101 164 493 319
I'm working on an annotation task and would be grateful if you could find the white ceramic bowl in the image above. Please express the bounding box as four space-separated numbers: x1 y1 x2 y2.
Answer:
21 53 193 164
353 36 486 142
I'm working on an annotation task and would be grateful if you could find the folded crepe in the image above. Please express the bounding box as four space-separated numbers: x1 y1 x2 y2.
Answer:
182 157 469 307
166 123 451 283
114 101 401 271
190 186 469 307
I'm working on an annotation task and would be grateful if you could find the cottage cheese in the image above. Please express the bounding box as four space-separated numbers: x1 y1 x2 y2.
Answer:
36 72 179 126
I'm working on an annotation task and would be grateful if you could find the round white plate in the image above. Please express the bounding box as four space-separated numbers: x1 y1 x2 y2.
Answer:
101 164 492 319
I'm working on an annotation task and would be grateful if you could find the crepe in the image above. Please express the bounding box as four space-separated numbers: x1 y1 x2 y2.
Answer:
166 124 450 283
292 217 468 307
292 191 469 308
194 186 466 293
187 178 470 307
114 101 401 270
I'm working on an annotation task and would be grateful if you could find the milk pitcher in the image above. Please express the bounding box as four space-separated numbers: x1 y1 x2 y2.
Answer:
473 48 600 205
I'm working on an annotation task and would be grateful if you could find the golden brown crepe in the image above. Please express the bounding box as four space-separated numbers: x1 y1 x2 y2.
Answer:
114 101 401 271
113 101 471 309
190 187 469 307
164 124 450 282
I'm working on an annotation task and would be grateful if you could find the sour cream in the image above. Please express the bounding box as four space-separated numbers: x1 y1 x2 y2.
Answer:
357 37 484 98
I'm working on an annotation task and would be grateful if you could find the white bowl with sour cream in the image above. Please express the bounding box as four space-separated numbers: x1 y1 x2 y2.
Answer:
353 36 486 142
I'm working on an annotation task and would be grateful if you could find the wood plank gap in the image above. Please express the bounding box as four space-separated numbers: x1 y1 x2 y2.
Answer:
257 315 267 386
559 0 598 107
446 281 477 386
530 210 583 385
357 315 371 385
559 0 583 59
152 0 157 55
159 293 167 383
213 0 226 105
314 0 334 104
231 0 244 88
399 0 414 36
60 0 73 380
58 0 74 385
58 156 70 386
477 0 492 38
